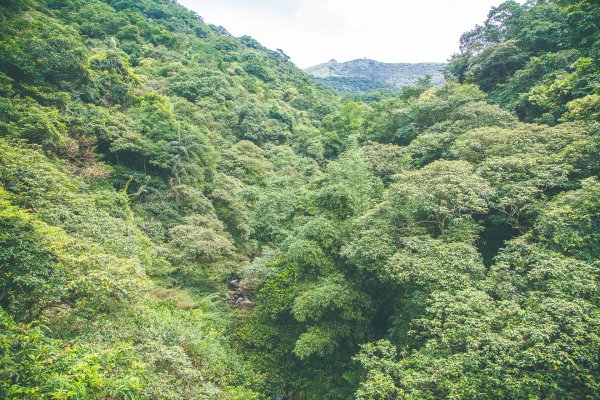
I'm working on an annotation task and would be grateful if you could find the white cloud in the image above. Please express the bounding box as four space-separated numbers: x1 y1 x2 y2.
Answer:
177 0 514 68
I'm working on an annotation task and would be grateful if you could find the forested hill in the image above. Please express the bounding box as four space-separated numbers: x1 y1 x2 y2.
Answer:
305 58 445 93
1 0 599 399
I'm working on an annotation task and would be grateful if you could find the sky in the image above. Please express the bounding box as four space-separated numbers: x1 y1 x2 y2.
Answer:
177 0 511 69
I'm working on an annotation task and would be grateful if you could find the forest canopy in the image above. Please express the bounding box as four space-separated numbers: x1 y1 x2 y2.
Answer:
0 0 598 399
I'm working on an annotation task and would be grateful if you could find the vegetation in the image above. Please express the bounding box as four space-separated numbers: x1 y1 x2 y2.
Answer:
0 0 598 399
446 0 599 125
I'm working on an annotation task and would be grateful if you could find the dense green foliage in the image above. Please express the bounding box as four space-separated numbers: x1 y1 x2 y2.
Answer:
0 0 598 399
305 59 445 94
446 0 600 125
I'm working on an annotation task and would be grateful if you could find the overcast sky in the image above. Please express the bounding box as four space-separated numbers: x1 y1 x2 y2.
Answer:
177 0 511 68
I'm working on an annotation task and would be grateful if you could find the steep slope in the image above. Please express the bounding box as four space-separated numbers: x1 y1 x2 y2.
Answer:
446 0 599 124
0 0 342 397
305 58 445 93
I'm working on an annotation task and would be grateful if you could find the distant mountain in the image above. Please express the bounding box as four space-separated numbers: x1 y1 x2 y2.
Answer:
305 59 445 93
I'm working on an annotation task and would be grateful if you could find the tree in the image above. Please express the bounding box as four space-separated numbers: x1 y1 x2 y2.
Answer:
536 177 600 261
390 160 492 235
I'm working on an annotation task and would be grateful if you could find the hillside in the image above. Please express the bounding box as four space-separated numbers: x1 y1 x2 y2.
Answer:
1 0 599 399
305 58 445 93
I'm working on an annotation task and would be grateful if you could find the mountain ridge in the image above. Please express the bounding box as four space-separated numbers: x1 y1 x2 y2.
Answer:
305 58 445 93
